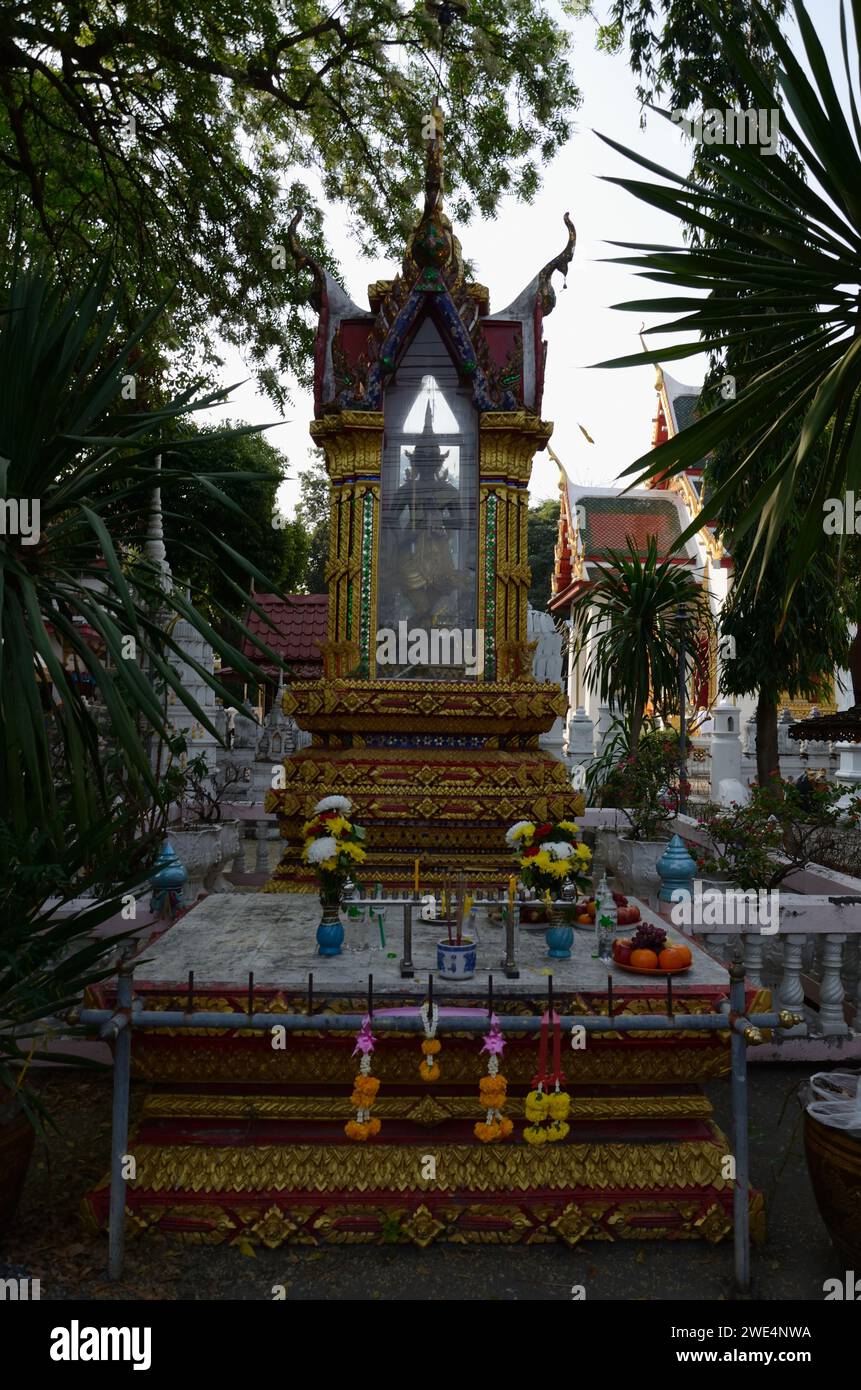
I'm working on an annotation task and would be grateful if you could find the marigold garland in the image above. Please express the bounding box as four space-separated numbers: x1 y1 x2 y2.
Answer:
345 1016 381 1140
474 1016 513 1143
523 1082 571 1143
524 1010 571 1144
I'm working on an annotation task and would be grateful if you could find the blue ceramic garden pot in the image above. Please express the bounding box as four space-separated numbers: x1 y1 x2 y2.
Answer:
316 896 344 956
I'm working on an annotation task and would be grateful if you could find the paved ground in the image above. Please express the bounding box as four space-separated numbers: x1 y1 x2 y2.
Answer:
0 1063 848 1301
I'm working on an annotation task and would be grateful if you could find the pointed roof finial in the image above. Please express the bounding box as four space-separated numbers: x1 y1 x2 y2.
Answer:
424 104 445 220
407 103 465 289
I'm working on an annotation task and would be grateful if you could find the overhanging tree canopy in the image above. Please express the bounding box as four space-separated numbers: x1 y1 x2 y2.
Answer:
0 2 580 405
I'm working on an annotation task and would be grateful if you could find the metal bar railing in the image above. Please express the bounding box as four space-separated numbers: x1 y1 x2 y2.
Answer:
76 956 800 1291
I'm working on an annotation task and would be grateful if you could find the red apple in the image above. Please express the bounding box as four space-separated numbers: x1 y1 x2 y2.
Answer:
613 939 633 964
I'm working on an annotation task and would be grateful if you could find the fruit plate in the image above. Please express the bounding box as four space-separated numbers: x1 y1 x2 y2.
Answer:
612 958 692 976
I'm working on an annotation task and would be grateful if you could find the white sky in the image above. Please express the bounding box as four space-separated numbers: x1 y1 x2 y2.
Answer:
199 1 845 515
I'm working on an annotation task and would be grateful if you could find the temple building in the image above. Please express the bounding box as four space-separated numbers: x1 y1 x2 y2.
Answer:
265 107 583 889
550 363 843 752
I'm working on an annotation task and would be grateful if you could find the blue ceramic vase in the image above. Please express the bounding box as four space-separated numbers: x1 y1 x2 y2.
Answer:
316 896 344 956
545 904 574 959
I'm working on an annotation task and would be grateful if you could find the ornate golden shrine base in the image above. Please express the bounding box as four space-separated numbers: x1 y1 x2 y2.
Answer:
266 738 583 891
82 986 766 1251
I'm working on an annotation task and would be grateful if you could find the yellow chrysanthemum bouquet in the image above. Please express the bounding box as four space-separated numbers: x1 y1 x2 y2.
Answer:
505 817 592 898
302 795 367 898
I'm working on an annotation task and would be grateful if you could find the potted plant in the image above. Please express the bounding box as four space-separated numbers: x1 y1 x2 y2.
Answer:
601 728 690 900
507 818 592 959
164 751 249 901
301 797 367 955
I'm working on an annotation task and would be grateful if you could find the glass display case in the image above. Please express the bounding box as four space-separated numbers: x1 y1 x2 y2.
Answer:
378 316 478 679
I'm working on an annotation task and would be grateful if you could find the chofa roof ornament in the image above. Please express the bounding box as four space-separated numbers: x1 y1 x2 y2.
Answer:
538 212 576 314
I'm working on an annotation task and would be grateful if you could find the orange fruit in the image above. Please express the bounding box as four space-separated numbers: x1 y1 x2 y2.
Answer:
659 939 692 973
576 913 592 925
630 948 659 970
658 946 689 970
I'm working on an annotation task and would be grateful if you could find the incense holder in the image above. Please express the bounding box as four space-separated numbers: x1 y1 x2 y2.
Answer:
436 938 476 980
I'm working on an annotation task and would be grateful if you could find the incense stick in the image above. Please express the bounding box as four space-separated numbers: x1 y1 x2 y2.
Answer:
456 870 466 945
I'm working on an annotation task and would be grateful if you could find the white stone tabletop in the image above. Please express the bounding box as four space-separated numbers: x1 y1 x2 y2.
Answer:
131 893 730 997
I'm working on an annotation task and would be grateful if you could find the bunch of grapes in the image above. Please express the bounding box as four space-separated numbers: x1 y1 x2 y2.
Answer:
631 923 667 953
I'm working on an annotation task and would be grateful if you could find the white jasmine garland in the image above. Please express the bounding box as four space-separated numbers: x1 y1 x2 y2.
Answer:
314 795 352 814
420 1002 439 1038
306 835 338 864
420 1002 439 1073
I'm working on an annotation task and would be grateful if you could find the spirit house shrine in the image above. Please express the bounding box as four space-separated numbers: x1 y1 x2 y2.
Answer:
268 108 582 889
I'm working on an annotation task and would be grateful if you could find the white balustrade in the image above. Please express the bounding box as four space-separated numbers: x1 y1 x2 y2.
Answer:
820 934 850 1036
777 934 808 1036
741 932 765 989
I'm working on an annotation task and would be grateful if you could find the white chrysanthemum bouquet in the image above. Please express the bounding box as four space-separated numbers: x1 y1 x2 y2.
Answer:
506 817 592 897
301 795 367 898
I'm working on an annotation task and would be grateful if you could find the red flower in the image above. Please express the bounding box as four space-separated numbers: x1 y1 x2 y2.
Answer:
535 822 552 839
319 809 337 820
523 846 540 858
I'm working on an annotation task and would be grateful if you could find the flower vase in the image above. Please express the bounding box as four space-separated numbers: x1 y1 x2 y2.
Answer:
316 894 344 956
545 902 574 960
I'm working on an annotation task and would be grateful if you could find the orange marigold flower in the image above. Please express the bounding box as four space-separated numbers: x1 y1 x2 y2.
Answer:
421 1039 442 1055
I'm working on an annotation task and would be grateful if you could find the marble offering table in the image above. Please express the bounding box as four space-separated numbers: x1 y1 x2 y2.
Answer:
83 895 768 1249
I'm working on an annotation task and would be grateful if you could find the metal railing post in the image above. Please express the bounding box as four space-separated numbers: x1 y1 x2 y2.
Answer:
108 949 134 1282
730 960 751 1294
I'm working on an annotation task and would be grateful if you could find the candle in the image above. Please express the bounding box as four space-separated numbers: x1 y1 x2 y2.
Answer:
508 875 517 901
414 857 420 893
441 890 447 917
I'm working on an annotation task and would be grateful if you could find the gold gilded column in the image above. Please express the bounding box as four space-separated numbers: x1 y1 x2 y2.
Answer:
479 413 552 680
310 411 384 679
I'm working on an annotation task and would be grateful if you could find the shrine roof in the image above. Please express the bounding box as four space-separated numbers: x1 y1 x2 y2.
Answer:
288 105 574 418
239 593 327 671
